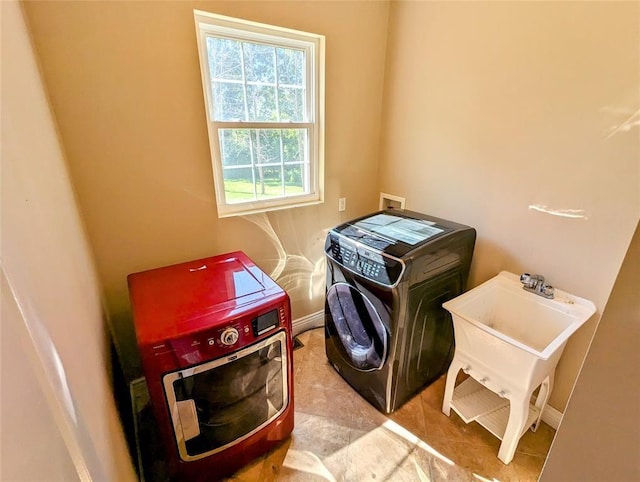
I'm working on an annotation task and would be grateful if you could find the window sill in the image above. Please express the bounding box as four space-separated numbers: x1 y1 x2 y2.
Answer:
217 198 324 218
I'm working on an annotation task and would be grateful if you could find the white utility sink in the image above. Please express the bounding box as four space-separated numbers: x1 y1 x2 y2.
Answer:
441 271 596 464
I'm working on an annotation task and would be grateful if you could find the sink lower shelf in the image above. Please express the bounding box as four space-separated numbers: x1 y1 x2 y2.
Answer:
450 377 540 441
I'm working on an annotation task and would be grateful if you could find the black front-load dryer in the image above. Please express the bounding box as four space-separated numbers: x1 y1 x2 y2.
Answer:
324 209 476 413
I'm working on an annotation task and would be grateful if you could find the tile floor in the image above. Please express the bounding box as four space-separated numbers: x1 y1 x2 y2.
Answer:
227 327 555 482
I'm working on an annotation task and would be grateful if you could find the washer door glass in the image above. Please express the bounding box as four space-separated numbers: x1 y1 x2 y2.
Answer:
326 283 388 371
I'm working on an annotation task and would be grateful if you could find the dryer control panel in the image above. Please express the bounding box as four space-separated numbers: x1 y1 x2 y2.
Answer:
326 233 403 286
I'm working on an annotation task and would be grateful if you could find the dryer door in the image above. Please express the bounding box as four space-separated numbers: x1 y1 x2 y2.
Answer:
325 282 388 371
162 330 288 462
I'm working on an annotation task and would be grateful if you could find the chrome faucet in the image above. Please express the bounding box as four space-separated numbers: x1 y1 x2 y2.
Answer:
520 273 555 299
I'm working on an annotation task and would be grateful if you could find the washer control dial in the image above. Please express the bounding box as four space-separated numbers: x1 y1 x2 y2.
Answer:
220 327 239 346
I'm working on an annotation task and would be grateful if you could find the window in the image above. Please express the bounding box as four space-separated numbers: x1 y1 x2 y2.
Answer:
194 11 325 218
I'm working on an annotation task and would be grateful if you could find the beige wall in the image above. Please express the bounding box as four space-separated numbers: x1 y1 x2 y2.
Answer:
540 222 639 481
23 0 390 378
379 1 639 411
1 1 135 479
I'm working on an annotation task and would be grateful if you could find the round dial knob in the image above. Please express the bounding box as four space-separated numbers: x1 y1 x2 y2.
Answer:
220 327 239 346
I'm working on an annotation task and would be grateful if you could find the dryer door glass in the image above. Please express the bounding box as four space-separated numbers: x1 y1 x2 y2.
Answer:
325 283 388 371
162 331 288 462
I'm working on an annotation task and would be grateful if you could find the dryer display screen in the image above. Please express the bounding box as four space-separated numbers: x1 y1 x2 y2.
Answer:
252 309 279 336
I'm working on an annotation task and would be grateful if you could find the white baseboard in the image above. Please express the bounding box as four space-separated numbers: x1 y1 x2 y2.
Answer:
541 404 563 430
292 310 324 337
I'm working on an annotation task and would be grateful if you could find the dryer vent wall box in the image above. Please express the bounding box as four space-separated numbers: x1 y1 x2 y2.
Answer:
379 193 406 210
324 209 476 413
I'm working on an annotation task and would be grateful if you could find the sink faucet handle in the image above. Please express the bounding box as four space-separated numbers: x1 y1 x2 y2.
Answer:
520 273 544 288
520 273 532 286
542 284 554 298
520 273 538 287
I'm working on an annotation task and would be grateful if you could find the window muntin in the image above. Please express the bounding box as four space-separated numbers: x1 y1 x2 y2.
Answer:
194 11 324 217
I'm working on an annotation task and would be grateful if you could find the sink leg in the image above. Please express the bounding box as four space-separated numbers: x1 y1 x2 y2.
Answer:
498 396 530 465
532 373 554 431
442 357 463 416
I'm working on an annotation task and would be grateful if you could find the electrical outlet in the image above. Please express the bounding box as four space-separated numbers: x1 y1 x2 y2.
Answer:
338 197 346 211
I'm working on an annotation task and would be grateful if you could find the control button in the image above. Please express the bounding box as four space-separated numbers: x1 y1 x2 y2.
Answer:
220 327 239 346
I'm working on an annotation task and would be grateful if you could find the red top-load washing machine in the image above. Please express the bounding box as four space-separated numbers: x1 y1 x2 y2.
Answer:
128 251 294 481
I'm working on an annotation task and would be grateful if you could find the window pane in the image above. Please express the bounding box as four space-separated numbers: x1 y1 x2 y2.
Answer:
208 40 307 123
213 82 245 121
254 166 283 199
282 129 306 163
278 87 304 122
207 37 243 80
276 48 304 86
223 167 255 203
220 129 308 203
247 85 277 121
219 130 251 167
243 43 276 83
252 130 280 165
284 165 305 195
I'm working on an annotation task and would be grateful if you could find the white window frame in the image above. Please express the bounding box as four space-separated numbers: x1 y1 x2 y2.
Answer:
193 10 325 218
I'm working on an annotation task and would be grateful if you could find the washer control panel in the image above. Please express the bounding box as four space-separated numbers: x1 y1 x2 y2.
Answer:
326 233 403 286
